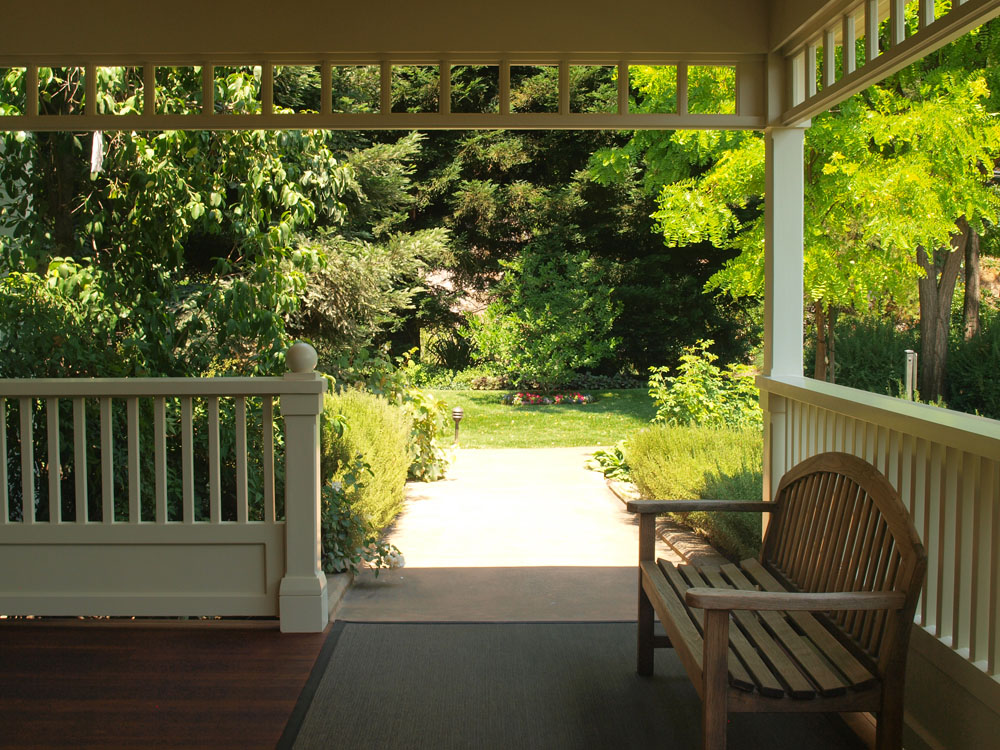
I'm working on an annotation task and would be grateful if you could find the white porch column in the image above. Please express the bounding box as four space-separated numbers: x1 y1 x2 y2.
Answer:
278 342 329 633
762 125 806 506
763 125 805 380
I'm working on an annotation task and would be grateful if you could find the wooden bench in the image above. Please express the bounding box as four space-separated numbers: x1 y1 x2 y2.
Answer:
629 452 927 750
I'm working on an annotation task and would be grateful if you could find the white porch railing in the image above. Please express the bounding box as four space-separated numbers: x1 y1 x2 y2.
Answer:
759 374 1000 750
0 343 328 632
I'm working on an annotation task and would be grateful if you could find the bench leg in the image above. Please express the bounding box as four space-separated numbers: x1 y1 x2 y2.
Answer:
702 609 729 750
875 677 905 750
637 513 656 677
637 581 654 676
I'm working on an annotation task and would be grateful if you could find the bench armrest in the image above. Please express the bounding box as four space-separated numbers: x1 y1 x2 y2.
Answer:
626 500 776 514
685 588 907 612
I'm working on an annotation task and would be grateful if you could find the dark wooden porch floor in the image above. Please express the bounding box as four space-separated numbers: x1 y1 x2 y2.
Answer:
0 620 327 750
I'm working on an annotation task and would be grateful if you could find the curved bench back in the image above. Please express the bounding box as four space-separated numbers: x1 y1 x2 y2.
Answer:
762 452 927 674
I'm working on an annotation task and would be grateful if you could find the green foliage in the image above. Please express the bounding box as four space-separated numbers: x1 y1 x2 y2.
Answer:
648 341 762 430
320 454 401 575
586 441 631 482
0 66 358 377
321 390 411 531
465 234 620 391
625 425 763 561
805 317 919 397
948 317 1000 418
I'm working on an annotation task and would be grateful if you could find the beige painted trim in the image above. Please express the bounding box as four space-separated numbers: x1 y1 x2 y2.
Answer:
757 375 1000 460
779 0 1000 125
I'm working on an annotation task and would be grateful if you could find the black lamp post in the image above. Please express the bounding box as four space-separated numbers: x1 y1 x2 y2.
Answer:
451 406 464 445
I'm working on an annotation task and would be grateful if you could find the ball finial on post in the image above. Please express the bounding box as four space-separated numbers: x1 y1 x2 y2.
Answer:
286 341 318 374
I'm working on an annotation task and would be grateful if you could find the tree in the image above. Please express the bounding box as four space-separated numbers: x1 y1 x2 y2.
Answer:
465 231 620 390
597 28 1000 399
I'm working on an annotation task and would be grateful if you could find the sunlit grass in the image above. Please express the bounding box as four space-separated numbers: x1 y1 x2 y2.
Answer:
432 389 655 448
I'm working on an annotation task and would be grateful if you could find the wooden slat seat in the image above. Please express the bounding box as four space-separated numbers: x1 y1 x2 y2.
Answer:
629 452 927 750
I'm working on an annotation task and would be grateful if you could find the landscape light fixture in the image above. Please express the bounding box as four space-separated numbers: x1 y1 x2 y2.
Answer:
452 406 464 445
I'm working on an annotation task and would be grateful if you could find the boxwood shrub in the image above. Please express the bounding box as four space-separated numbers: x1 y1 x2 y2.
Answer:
625 424 763 561
321 389 411 532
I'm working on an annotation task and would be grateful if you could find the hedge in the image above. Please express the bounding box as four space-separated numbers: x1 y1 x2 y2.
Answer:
321 389 411 532
625 424 763 561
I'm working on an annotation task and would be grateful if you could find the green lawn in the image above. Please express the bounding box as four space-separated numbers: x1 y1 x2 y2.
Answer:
432 389 656 448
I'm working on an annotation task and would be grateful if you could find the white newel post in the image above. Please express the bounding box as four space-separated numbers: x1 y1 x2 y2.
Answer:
279 342 329 633
761 124 806 521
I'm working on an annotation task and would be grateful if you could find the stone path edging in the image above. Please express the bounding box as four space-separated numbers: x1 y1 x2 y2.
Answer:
605 479 729 568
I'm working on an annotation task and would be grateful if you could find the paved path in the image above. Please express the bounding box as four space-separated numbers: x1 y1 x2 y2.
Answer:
338 447 676 622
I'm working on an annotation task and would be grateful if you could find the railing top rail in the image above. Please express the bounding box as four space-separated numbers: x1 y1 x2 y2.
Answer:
758 375 1000 460
0 376 327 398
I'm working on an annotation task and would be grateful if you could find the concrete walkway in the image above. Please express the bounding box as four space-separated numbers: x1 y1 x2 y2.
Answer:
337 447 677 622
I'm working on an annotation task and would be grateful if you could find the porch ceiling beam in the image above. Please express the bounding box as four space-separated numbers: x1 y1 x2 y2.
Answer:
0 0 769 60
0 112 767 133
778 0 1000 126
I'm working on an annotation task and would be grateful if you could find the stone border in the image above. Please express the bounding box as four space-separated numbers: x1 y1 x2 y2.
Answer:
606 479 729 568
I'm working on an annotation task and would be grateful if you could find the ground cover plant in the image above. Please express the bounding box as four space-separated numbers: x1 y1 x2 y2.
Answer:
625 425 763 561
432 389 655 448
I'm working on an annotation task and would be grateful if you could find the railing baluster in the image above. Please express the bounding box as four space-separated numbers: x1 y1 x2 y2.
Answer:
0 397 7 523
558 60 569 116
806 44 818 98
917 437 931 626
100 397 113 523
967 453 985 661
208 396 221 523
73 398 87 522
499 59 511 116
823 28 836 88
182 396 194 523
154 397 167 524
320 61 332 116
201 63 213 116
890 0 906 46
143 64 156 115
20 397 35 523
989 459 1000 675
127 396 140 523
842 12 857 76
866 0 880 63
261 62 273 117
919 0 936 28
380 61 391 115
439 60 450 116
235 396 248 523
929 442 945 637
952 452 973 654
617 61 628 115
676 63 688 116
46 397 61 523
263 396 275 523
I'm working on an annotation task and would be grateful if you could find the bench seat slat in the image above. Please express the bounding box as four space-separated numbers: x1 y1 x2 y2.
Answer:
697 566 816 700
739 558 879 691
659 562 756 693
640 561 706 685
680 565 787 698
718 562 849 697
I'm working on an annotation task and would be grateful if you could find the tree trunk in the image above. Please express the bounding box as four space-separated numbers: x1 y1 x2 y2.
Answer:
813 304 827 381
964 225 981 341
828 307 838 384
917 219 968 402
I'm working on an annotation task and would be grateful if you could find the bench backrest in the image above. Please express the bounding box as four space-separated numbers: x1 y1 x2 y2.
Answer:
762 452 927 675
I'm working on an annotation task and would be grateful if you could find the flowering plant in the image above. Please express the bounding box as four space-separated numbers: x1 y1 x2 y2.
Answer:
503 391 595 406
